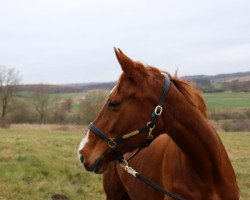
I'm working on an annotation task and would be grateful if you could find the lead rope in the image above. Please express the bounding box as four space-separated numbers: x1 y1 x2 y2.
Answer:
119 160 185 200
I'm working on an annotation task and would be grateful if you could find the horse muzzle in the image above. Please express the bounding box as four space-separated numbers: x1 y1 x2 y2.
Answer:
80 155 105 174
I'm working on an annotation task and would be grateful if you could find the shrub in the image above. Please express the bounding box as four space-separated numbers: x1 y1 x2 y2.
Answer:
209 109 250 131
79 90 109 124
8 100 37 124
208 109 250 121
221 119 250 132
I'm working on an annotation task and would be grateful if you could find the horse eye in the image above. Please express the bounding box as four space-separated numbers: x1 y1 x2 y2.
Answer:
108 101 120 109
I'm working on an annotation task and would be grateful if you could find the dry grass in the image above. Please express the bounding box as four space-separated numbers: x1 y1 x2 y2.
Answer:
0 124 104 200
0 125 249 199
9 123 83 132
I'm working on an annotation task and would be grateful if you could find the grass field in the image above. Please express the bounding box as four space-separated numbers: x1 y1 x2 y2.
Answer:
204 92 250 110
0 126 249 200
0 126 104 200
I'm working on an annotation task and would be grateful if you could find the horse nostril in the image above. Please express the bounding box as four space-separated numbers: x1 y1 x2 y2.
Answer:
80 155 84 163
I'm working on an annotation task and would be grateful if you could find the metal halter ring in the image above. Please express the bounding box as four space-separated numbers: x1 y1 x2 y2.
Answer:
154 105 163 116
147 122 155 130
108 138 117 148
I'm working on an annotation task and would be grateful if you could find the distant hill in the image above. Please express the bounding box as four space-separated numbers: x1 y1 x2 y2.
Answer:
17 71 250 93
184 71 250 83
184 71 250 92
16 84 83 93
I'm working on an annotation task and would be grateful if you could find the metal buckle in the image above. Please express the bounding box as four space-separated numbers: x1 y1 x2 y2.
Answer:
146 122 155 140
147 122 155 130
120 159 137 177
154 105 163 116
108 138 116 148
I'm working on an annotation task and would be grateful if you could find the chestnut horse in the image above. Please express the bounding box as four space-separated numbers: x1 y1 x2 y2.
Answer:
78 48 239 199
103 71 210 200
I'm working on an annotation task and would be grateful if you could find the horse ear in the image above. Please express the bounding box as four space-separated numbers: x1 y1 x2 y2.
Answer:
114 48 144 80
114 47 135 74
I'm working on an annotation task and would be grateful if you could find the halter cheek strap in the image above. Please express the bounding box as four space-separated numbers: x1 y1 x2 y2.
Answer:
88 74 170 162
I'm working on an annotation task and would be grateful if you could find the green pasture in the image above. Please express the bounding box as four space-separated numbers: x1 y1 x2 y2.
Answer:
52 92 85 101
204 92 250 110
15 92 84 103
14 92 85 116
0 127 249 199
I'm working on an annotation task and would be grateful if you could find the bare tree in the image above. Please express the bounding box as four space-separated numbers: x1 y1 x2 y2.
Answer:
32 85 50 123
0 65 20 125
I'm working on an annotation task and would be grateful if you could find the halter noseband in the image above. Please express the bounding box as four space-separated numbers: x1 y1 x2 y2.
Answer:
88 73 170 162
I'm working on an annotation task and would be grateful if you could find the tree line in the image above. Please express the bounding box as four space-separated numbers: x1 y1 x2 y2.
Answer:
189 77 250 93
1 65 250 129
0 65 109 127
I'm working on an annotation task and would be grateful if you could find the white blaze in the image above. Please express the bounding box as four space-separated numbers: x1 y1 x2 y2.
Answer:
78 131 90 160
110 85 117 95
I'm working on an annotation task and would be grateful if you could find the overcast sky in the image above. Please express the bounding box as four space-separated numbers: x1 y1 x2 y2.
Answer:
0 0 250 84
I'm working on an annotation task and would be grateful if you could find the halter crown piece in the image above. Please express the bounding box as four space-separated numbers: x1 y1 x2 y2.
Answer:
88 73 170 163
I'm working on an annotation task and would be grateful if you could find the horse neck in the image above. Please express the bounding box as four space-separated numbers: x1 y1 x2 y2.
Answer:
161 84 226 175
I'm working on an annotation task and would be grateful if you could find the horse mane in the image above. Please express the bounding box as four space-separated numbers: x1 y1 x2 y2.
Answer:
169 73 207 118
145 67 207 118
158 69 207 118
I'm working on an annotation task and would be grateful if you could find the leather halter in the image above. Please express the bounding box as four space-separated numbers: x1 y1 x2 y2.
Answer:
88 73 170 162
87 74 185 200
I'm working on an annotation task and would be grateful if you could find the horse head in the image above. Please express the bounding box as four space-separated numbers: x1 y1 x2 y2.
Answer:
78 48 169 173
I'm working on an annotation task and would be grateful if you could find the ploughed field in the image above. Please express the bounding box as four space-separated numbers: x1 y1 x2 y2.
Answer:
0 125 249 199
